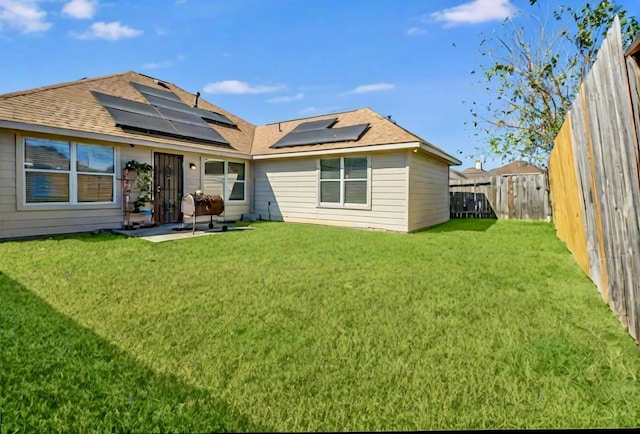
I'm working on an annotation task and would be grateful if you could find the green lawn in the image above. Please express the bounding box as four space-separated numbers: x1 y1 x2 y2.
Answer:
1 219 639 431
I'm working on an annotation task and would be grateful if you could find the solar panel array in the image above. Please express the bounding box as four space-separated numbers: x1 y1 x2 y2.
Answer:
271 119 369 149
92 91 230 145
132 82 237 128
92 82 237 145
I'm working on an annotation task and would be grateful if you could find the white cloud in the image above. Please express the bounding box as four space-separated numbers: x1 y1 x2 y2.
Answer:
0 0 51 34
143 54 185 70
298 106 339 116
203 80 284 95
267 92 304 103
349 83 395 94
431 0 516 26
406 27 426 36
74 21 143 41
298 106 318 115
62 0 97 20
143 60 174 70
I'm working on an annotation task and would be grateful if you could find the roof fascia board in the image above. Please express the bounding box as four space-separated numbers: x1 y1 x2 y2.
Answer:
0 120 249 160
253 142 423 160
418 143 461 166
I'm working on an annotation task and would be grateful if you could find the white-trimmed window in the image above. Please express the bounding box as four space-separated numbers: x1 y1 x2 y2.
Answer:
319 156 370 207
203 160 246 201
23 138 116 205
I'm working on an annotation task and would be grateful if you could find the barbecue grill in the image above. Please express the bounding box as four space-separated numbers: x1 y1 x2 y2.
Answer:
181 192 224 234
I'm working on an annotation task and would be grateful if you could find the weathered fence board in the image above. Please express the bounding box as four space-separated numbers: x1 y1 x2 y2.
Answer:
548 118 591 277
548 17 640 343
450 174 549 221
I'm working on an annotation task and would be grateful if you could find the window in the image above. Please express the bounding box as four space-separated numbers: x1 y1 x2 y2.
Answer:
319 156 369 207
203 160 246 201
23 138 116 205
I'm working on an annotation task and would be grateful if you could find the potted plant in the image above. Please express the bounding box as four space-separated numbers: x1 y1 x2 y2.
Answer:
125 160 153 212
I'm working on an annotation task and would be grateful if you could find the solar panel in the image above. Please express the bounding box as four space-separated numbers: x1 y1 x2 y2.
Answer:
130 81 183 103
192 107 237 127
141 93 195 113
291 118 338 133
170 121 229 144
105 107 179 135
91 91 160 117
271 123 370 149
155 106 213 128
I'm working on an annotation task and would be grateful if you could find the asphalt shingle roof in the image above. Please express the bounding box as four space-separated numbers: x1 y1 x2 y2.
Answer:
0 71 255 155
0 71 458 163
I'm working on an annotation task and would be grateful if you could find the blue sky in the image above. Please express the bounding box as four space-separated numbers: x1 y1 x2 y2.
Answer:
2 0 640 169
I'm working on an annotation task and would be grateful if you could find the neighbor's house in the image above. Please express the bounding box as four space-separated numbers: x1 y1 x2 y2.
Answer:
489 160 544 176
460 160 488 178
0 72 460 239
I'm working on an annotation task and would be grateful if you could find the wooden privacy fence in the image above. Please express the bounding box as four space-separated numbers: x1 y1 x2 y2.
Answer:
450 174 550 220
548 17 640 343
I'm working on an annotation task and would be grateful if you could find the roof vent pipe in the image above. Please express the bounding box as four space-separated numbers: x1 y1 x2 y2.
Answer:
193 91 200 108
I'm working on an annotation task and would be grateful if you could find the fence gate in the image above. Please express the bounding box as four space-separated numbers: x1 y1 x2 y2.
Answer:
450 173 549 220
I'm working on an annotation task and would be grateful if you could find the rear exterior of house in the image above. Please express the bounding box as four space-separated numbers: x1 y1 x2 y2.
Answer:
0 133 253 239
0 72 254 240
0 72 460 240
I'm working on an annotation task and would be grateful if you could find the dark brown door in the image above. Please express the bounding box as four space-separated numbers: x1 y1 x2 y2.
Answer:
154 153 184 224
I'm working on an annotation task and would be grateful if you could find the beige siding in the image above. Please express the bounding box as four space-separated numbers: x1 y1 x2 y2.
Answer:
0 130 122 239
407 152 450 232
194 155 250 222
253 152 408 232
0 132 16 238
0 131 250 239
122 146 153 167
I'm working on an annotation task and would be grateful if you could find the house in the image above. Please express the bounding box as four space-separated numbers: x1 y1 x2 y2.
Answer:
489 160 544 176
460 160 488 177
449 168 468 182
0 72 461 239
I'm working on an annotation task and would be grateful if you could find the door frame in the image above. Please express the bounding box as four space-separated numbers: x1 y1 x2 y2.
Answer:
153 152 184 224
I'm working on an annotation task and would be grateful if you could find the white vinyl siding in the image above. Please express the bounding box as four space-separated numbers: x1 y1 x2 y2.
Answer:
254 152 408 232
407 152 450 232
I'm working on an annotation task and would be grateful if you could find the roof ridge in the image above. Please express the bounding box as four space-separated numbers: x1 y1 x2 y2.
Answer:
263 108 364 126
0 71 137 99
371 108 453 156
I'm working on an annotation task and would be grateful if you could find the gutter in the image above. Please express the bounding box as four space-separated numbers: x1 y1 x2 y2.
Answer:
253 141 462 165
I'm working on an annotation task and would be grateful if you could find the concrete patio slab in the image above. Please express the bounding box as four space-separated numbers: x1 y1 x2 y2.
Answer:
112 223 253 243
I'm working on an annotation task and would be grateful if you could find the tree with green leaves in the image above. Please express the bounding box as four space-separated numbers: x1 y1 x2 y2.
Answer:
470 0 640 164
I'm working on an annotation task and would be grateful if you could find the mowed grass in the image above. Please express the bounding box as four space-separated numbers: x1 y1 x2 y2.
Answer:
1 219 639 431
